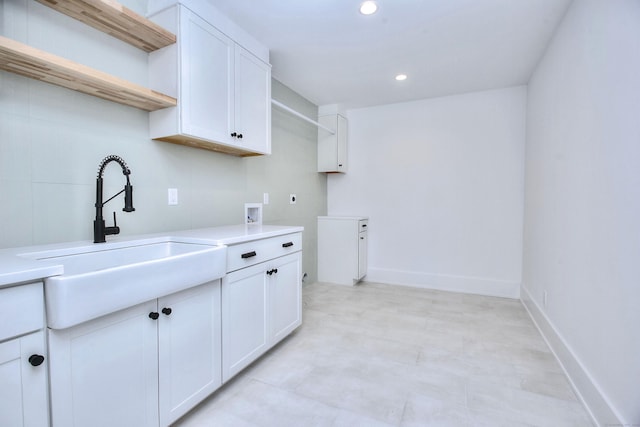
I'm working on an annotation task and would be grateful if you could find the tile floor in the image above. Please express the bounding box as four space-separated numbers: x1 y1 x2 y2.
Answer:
175 282 593 426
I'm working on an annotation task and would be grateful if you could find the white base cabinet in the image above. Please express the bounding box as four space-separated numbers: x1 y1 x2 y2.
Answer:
48 280 221 427
0 331 49 427
0 282 49 427
318 216 368 285
222 234 302 382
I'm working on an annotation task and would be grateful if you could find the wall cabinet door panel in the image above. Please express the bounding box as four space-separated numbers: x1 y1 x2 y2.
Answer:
181 12 233 145
234 47 271 154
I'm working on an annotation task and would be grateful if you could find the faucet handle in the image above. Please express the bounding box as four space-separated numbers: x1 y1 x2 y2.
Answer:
104 211 120 236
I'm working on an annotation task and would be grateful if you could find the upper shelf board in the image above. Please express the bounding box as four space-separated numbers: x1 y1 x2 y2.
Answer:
0 36 177 111
35 0 176 52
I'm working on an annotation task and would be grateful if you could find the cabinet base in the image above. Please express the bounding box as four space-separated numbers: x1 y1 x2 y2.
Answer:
154 135 265 157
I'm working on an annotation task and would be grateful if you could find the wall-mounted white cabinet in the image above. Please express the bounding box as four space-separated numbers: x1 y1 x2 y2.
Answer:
222 233 302 382
149 5 271 157
318 114 348 173
0 283 49 427
48 280 222 427
318 216 368 285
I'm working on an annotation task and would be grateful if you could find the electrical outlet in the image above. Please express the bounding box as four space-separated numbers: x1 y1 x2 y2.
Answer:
543 291 548 308
263 192 269 205
168 188 178 205
289 194 297 204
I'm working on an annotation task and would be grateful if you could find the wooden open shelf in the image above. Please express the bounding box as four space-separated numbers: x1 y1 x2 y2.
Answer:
0 36 177 111
35 0 176 52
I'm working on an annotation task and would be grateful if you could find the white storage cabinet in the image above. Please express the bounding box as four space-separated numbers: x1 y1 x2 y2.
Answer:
222 233 302 382
318 216 368 285
149 5 271 156
48 280 222 427
0 282 49 427
318 114 348 173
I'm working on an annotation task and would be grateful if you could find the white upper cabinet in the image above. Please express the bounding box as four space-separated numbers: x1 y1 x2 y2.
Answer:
318 114 348 173
149 5 271 156
234 47 272 154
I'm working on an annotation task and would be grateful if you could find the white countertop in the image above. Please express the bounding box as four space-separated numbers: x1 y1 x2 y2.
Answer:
0 224 303 288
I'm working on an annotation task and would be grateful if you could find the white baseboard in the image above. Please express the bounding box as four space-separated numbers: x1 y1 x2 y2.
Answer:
366 267 520 299
520 285 622 427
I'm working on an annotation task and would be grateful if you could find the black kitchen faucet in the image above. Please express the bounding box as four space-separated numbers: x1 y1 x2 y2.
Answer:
93 155 135 243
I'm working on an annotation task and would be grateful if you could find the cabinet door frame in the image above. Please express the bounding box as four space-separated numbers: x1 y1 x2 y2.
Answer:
234 46 272 154
180 8 234 145
269 252 302 343
48 300 159 427
158 280 222 426
0 331 49 427
221 262 269 382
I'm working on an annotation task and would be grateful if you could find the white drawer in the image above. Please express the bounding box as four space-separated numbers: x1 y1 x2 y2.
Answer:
227 233 302 272
0 282 44 342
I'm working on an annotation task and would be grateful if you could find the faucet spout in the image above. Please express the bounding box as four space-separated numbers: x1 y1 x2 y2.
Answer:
94 155 135 243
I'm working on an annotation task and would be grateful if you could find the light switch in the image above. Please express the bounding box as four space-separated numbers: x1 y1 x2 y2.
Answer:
263 192 269 205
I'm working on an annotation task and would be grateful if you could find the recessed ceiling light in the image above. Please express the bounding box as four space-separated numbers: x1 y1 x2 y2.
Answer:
395 74 408 81
360 1 378 15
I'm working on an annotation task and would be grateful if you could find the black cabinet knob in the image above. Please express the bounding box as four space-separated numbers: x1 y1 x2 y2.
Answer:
273 268 278 274
149 312 159 320
162 307 172 316
28 354 45 367
231 132 237 138
237 133 243 139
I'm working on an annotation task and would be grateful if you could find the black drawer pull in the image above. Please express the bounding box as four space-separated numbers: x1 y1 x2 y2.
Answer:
361 224 367 228
282 242 294 248
241 251 257 259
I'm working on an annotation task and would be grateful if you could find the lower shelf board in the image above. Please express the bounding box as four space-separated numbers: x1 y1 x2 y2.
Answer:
0 36 176 112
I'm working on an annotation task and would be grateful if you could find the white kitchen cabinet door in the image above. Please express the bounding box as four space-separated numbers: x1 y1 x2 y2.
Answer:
318 114 348 173
0 331 48 427
234 46 271 154
269 252 302 343
180 10 234 146
158 281 222 426
358 230 368 279
221 262 268 382
48 300 159 427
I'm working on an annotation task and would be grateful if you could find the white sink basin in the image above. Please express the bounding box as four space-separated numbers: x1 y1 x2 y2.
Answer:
20 240 226 329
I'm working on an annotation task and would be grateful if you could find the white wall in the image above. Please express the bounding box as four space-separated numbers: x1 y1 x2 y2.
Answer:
523 0 640 425
328 87 526 298
0 0 326 282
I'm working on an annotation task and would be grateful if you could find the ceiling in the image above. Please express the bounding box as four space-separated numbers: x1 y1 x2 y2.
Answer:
210 0 572 109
